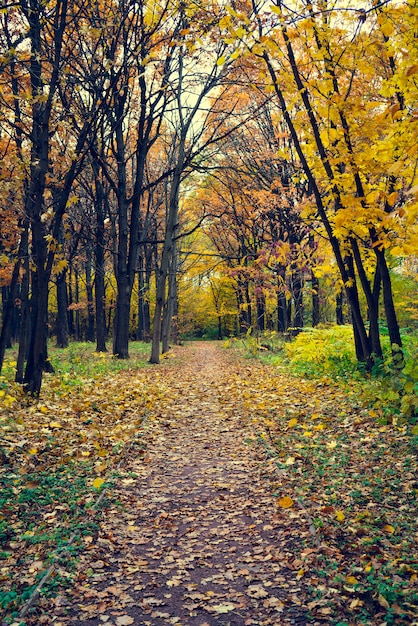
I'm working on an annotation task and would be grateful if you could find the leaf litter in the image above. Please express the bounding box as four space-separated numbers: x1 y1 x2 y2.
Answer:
1 342 417 625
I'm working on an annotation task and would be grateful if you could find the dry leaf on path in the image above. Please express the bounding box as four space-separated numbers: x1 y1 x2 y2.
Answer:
115 616 135 626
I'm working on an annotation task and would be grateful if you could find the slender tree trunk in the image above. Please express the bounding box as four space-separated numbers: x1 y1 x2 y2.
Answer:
85 246 95 343
162 245 178 354
137 254 147 341
55 268 69 348
244 282 252 330
74 268 81 341
292 271 304 330
375 248 403 353
15 246 31 383
93 163 107 352
150 138 185 363
236 283 247 334
67 262 75 337
312 272 320 327
351 238 382 359
277 268 288 332
336 292 344 325
0 221 29 373
255 288 265 332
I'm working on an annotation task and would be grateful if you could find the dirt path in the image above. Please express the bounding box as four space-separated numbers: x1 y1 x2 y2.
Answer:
53 343 316 626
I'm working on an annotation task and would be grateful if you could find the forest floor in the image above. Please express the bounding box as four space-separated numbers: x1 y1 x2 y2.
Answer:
1 342 418 626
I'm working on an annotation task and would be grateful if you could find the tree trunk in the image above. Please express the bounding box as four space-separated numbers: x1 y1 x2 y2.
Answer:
375 247 403 357
0 221 29 373
162 245 178 354
85 246 95 343
24 268 49 395
312 272 320 327
351 238 382 359
74 268 81 341
67 262 75 337
55 268 69 348
15 246 31 383
256 288 265 332
336 292 344 325
150 139 185 364
277 268 289 333
93 161 107 352
292 271 304 331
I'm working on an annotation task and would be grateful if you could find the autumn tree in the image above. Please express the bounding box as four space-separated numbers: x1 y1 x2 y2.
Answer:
219 0 417 365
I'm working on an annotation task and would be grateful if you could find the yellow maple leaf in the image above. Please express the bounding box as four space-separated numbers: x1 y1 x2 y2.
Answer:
336 510 345 521
346 575 358 585
278 496 294 508
288 418 298 428
383 524 395 534
92 477 105 489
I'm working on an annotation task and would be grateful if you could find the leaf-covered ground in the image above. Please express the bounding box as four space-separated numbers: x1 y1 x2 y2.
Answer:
1 342 417 625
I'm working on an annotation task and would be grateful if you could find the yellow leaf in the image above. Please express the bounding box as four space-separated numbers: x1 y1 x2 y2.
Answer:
383 524 395 534
387 191 398 207
380 21 394 37
216 55 226 66
39 406 49 413
336 510 345 521
49 421 62 428
303 430 312 437
285 456 295 465
92 477 105 489
327 440 337 449
97 448 108 457
288 418 298 428
28 448 38 455
378 593 390 609
346 575 358 585
219 15 231 29
278 496 294 508
296 568 305 579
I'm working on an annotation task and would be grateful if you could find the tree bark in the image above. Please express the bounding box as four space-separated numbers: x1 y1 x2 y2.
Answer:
55 268 69 348
312 272 320 327
85 245 95 343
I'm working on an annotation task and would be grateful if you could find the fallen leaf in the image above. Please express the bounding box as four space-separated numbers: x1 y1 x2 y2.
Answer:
211 603 236 613
383 524 395 534
247 584 269 598
115 616 135 626
277 496 294 508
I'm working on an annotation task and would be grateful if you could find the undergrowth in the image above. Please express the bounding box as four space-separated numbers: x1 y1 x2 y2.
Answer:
229 326 418 424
